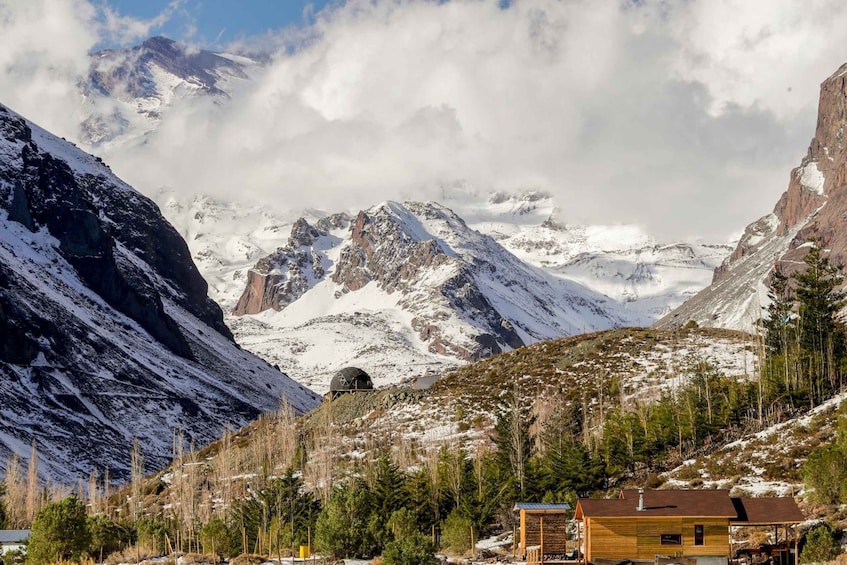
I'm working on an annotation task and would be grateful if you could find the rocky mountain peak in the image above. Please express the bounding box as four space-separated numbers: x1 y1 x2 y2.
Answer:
288 218 321 248
658 62 847 331
232 217 340 316
234 200 626 364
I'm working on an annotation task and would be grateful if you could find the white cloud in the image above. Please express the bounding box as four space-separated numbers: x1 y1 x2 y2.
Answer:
1 0 847 241
99 0 183 46
0 0 97 138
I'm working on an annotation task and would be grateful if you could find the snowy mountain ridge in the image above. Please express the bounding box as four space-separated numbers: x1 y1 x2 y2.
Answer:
0 103 319 483
81 36 260 147
207 196 729 393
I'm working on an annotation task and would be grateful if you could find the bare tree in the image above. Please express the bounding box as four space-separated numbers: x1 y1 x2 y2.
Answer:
130 437 145 523
4 452 25 527
25 440 40 523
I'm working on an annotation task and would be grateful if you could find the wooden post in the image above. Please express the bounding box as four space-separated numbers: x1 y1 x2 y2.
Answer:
540 516 544 565
794 524 798 565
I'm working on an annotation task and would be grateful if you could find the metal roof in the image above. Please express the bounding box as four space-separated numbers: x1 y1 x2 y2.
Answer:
576 490 737 518
513 502 571 512
731 497 805 524
575 490 804 524
0 530 30 543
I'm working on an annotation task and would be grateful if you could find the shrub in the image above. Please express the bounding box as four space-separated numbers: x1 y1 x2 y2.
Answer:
103 544 160 565
382 532 440 565
803 444 847 505
228 555 265 565
801 523 841 564
440 510 474 555
27 496 90 565
180 552 220 564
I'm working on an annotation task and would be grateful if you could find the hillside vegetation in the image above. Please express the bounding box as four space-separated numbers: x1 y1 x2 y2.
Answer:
7 323 847 563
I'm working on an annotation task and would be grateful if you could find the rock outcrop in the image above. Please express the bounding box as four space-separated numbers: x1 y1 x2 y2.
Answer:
658 63 847 331
233 216 348 315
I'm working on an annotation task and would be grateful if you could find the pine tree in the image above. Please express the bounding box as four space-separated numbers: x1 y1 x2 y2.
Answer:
793 241 846 406
762 265 797 405
492 385 536 499
27 497 90 565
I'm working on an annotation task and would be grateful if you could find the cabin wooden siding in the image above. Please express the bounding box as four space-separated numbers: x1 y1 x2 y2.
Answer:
519 511 569 555
584 517 729 562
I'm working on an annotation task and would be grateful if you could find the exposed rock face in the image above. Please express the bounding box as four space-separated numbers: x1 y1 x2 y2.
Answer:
233 216 347 315
658 63 847 331
0 103 320 482
332 206 525 358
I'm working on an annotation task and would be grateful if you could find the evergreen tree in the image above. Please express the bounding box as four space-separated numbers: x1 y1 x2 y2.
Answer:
368 454 409 549
382 508 440 565
405 468 435 531
800 522 841 564
793 241 846 406
763 265 794 356
199 517 233 558
314 481 375 559
27 497 90 565
492 387 536 500
261 469 321 551
539 438 605 499
88 514 131 562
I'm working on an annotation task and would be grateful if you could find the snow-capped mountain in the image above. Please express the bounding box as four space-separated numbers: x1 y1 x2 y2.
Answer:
658 62 847 332
223 200 731 392
0 103 319 483
455 190 733 326
81 36 260 146
62 36 732 391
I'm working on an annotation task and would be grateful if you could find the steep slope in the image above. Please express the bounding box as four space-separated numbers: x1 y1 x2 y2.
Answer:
81 36 260 146
231 201 629 392
658 63 847 331
0 104 320 483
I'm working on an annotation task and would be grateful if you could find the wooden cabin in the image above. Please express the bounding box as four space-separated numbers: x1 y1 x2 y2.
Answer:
574 490 804 565
514 502 572 558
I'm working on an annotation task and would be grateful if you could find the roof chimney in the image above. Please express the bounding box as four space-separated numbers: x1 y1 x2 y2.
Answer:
637 488 645 511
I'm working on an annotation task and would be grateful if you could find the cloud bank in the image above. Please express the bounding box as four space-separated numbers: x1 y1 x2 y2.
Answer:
2 0 847 241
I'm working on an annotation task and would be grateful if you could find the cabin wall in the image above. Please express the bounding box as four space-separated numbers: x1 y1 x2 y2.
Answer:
586 517 729 561
521 511 569 555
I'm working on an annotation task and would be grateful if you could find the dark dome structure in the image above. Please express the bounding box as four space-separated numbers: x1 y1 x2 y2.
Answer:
329 367 374 397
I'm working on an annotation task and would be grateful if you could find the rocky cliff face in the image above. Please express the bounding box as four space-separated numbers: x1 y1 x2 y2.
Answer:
658 63 847 331
0 104 320 482
234 201 626 363
233 216 347 315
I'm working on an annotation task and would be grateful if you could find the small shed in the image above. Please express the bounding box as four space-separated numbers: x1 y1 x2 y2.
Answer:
514 502 572 558
328 367 374 398
0 530 30 555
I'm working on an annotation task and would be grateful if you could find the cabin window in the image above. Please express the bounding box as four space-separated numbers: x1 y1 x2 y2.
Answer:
661 534 683 545
694 525 704 546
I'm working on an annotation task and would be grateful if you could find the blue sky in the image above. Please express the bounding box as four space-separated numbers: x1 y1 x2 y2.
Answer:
101 0 334 48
